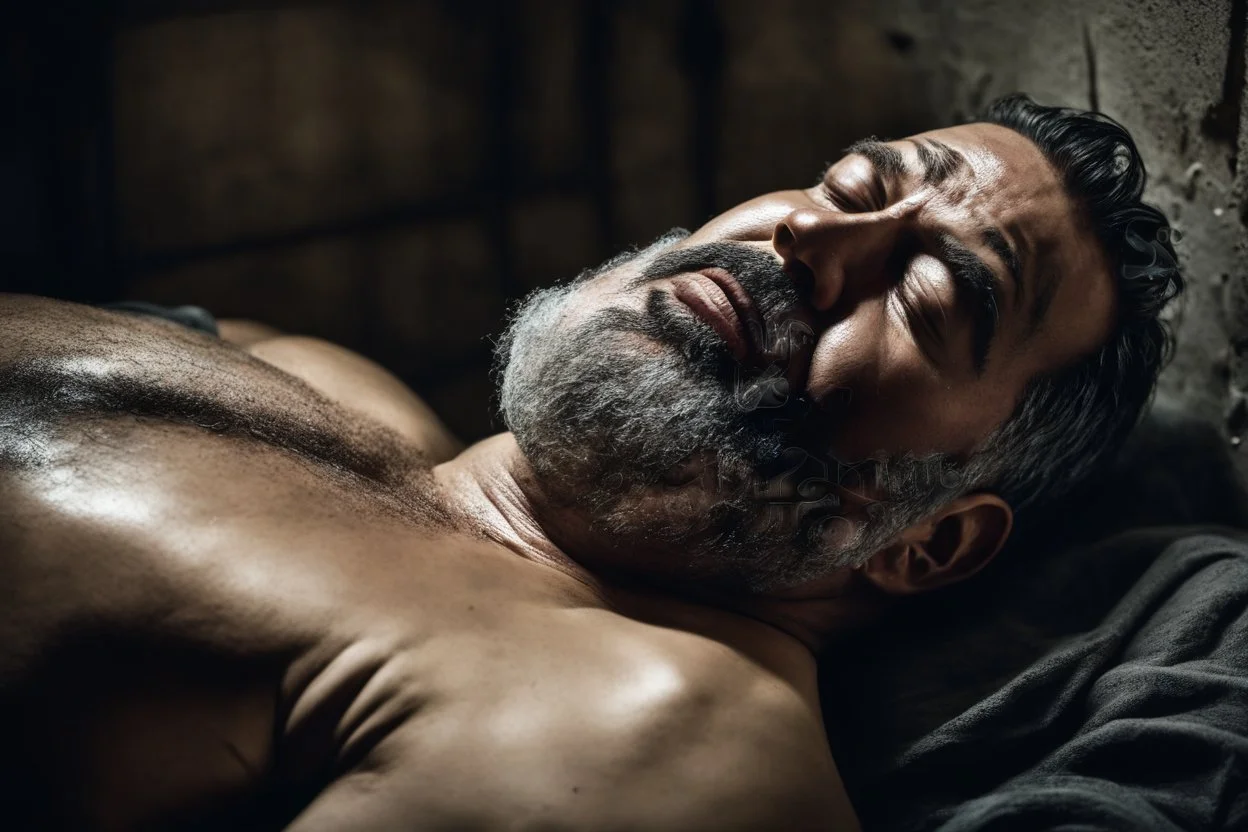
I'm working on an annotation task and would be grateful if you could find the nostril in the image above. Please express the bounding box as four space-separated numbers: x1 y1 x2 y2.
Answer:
773 220 796 252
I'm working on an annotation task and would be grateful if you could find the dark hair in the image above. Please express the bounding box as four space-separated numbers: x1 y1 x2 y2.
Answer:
968 93 1183 511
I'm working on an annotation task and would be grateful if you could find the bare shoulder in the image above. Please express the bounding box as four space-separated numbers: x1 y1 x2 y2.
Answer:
575 626 858 831
291 615 859 831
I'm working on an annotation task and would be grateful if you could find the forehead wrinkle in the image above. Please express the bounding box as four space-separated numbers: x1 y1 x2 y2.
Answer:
992 189 1071 343
976 145 1077 339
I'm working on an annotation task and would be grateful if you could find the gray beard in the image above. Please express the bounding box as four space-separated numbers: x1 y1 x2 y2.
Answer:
495 230 955 592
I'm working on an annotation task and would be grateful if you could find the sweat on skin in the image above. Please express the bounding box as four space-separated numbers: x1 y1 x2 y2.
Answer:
0 117 1135 832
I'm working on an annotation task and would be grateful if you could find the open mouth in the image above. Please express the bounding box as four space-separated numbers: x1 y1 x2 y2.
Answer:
670 268 762 362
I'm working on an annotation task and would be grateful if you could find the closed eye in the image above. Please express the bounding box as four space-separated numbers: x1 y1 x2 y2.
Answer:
899 279 945 345
891 252 955 364
817 156 889 213
819 182 877 213
890 288 938 368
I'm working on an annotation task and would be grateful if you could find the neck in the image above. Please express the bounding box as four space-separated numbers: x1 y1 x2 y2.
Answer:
433 433 887 655
432 433 603 595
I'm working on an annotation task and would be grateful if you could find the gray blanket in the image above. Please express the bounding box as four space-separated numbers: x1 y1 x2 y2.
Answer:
823 408 1248 831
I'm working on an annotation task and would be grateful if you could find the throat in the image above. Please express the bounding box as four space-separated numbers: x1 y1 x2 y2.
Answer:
433 434 608 599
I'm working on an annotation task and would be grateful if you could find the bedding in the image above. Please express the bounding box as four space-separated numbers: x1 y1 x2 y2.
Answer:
823 406 1248 831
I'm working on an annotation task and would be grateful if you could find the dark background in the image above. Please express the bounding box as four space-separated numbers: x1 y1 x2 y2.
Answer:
3 0 1246 452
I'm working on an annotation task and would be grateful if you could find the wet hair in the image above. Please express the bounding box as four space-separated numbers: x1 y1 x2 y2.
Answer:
968 93 1184 510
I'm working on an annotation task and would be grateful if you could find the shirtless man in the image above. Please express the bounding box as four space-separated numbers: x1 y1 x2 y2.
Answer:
0 95 1180 830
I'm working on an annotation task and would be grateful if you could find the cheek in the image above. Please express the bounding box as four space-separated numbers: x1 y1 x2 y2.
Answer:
804 305 968 460
805 316 875 405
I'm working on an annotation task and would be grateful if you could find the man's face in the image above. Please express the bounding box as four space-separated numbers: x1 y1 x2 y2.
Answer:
498 123 1115 592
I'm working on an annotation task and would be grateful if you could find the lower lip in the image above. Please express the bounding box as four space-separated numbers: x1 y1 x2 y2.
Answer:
670 273 749 360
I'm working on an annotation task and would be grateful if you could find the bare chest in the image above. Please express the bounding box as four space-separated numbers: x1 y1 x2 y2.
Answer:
5 417 619 826
5 404 814 829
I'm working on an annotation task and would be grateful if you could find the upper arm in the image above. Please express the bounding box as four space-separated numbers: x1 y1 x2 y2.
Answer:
284 731 855 832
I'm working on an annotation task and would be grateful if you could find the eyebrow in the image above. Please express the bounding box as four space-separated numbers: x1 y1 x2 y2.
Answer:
934 233 1001 375
910 138 967 185
841 138 905 179
982 227 1024 310
992 226 1051 335
840 137 969 187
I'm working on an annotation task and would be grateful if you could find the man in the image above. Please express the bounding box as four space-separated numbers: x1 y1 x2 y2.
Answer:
0 94 1180 830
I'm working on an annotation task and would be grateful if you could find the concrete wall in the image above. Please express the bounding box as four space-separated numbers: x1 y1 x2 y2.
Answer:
102 0 1246 461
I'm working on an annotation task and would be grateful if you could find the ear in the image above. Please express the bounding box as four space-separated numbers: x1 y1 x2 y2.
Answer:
859 492 1013 596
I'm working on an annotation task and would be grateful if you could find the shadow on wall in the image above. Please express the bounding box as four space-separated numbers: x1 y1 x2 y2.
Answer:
3 0 1246 456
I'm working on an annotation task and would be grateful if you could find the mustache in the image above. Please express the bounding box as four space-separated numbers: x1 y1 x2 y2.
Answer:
618 241 815 375
628 241 801 318
588 241 828 448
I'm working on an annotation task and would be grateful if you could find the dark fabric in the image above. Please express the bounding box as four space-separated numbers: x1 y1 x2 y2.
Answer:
894 530 1248 831
823 407 1248 831
102 301 220 336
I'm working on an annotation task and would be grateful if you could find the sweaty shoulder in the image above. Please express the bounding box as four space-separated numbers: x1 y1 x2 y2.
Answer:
285 612 855 831
546 621 850 831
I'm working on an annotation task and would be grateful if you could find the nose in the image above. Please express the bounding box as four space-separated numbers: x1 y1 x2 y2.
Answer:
772 207 904 311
